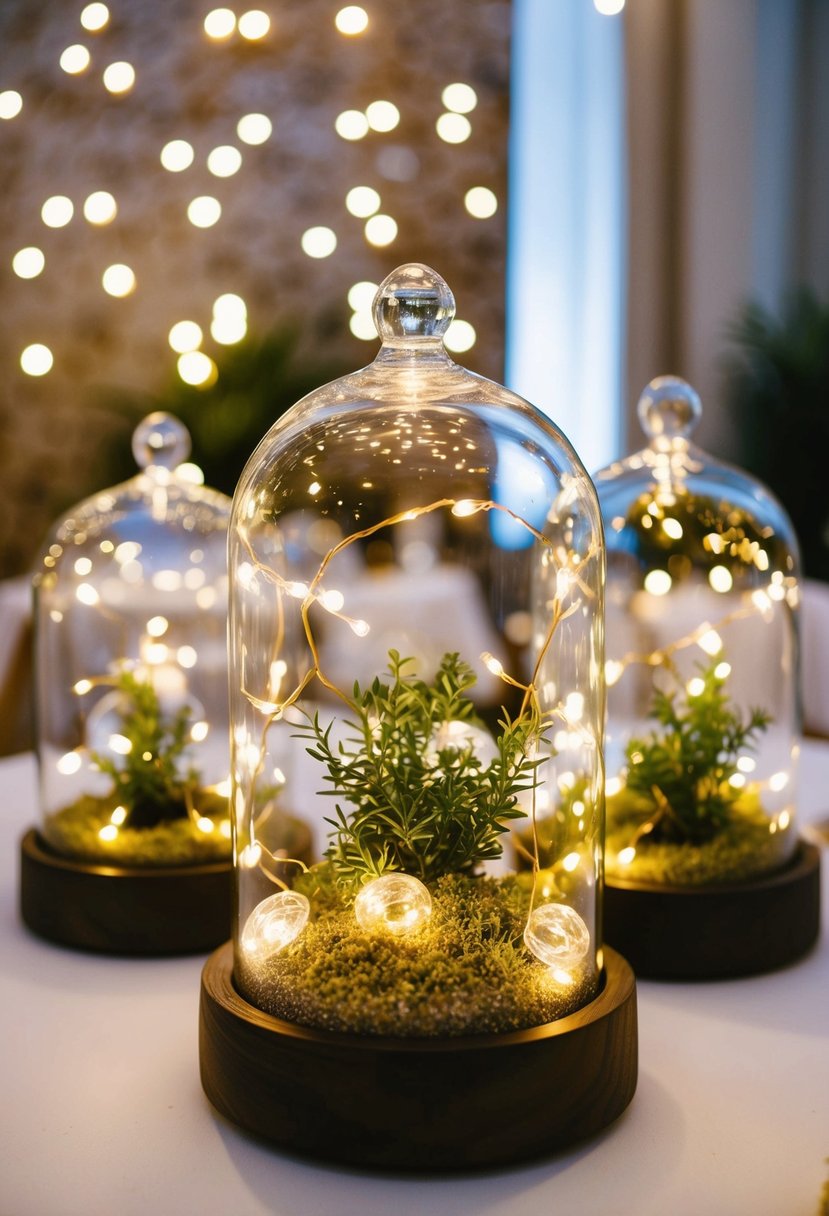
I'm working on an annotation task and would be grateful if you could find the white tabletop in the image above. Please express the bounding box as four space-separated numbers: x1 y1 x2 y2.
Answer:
1 746 828 1216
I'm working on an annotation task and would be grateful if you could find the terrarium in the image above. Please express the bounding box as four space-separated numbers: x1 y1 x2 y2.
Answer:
199 264 637 1170
20 413 236 955
595 376 820 978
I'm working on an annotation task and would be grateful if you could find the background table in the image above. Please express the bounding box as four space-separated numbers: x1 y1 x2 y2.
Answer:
2 745 827 1216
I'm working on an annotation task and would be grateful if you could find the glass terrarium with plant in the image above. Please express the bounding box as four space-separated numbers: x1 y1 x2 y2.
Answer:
23 414 236 953
200 265 636 1169
595 377 801 890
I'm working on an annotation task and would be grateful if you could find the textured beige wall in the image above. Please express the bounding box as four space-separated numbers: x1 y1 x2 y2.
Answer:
0 0 510 576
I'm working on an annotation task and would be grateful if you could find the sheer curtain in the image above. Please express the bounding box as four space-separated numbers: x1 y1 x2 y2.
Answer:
506 0 627 473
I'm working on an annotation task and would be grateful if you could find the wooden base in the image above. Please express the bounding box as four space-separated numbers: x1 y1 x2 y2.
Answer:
19 828 233 956
199 942 638 1171
604 838 821 980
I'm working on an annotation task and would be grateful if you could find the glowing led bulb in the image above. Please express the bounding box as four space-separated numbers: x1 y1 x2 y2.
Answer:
60 45 91 74
335 6 368 34
81 3 109 31
160 140 194 171
697 628 722 656
523 903 590 970
237 113 272 145
57 752 83 775
349 312 377 340
73 679 93 695
605 659 623 686
617 846 636 865
644 569 672 596
103 62 135 94
238 10 270 39
241 890 310 960
709 565 733 593
347 280 378 311
354 873 432 936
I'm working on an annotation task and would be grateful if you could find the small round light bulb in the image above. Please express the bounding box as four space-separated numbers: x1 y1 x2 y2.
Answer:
354 873 432 936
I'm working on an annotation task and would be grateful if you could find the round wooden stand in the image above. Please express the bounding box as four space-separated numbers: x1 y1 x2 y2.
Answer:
19 828 233 956
604 838 821 980
199 942 638 1171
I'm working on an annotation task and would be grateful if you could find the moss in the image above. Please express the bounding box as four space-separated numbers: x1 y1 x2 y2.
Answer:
44 790 231 867
238 869 597 1037
605 787 793 886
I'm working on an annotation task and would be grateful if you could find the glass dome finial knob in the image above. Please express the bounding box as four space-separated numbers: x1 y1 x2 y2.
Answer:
132 411 192 471
373 263 455 342
637 376 702 442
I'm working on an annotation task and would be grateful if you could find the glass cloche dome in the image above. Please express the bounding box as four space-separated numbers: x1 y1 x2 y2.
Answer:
227 264 607 1038
32 413 232 872
595 376 801 889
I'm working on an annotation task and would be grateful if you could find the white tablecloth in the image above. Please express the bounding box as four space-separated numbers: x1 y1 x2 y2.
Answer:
1 746 828 1216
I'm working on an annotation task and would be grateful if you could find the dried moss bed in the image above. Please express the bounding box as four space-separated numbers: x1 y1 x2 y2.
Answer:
605 790 793 886
237 867 597 1038
44 792 231 867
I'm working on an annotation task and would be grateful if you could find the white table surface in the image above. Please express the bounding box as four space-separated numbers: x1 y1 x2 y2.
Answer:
2 746 828 1216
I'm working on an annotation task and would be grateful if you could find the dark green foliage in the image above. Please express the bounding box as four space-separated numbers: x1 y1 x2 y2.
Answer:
624 660 770 844
90 670 197 828
295 651 542 888
101 327 352 497
724 290 829 580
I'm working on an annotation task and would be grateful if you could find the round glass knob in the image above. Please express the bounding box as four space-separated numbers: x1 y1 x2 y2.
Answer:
637 376 702 442
132 411 192 471
373 263 455 342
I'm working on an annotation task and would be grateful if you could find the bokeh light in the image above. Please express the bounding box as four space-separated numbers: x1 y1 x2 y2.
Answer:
335 6 369 35
20 344 54 376
301 226 338 258
464 186 497 218
80 3 110 32
349 312 378 341
160 139 195 171
41 196 74 228
436 112 471 143
204 8 236 39
102 62 136 94
0 91 23 120
238 10 271 40
12 247 46 279
207 145 243 177
237 113 272 145
441 82 478 114
347 281 378 311
445 319 476 352
594 0 625 13
168 321 203 353
60 45 91 74
364 214 397 246
335 110 369 141
187 196 222 228
365 100 400 132
102 264 136 297
83 191 117 224
345 186 381 217
178 351 218 387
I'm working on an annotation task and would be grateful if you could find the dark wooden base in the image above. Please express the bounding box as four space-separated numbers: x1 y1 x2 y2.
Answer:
604 838 821 981
19 828 233 956
199 942 638 1171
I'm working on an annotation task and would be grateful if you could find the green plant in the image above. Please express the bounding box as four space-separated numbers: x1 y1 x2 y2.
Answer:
725 289 829 580
90 670 197 828
295 651 543 888
622 659 770 845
